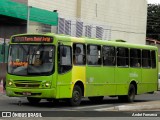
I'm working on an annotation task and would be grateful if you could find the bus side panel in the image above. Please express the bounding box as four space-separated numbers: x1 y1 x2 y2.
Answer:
149 69 158 91
141 69 158 93
129 68 142 94
72 66 86 95
57 71 72 98
85 66 116 96
115 68 129 95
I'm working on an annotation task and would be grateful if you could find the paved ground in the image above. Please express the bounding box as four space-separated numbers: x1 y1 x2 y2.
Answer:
0 82 160 111
0 90 160 119
0 91 160 111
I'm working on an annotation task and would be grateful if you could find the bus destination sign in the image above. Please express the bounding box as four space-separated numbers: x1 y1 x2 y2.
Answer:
12 36 53 43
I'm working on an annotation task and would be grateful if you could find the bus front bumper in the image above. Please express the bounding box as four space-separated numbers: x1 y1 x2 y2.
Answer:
6 87 56 98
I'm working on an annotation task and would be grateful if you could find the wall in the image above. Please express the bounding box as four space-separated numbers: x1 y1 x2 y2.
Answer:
28 0 77 18
28 0 147 44
80 0 147 44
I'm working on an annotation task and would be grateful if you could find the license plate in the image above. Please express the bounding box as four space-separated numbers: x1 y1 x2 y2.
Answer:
23 92 31 96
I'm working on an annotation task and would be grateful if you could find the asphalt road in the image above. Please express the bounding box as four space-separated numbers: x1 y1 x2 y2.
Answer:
0 91 160 119
0 91 160 111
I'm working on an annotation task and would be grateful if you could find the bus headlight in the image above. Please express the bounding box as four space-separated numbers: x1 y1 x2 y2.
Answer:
42 81 51 88
8 80 14 87
45 82 50 87
8 81 13 86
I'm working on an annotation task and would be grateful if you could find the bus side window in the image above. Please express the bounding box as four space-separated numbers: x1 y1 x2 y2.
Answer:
87 45 101 65
102 46 115 66
73 43 86 65
117 47 129 67
151 50 156 68
130 49 141 68
58 45 72 74
142 50 151 68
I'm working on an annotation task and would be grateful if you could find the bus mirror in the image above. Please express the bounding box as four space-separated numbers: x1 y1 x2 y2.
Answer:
61 46 67 57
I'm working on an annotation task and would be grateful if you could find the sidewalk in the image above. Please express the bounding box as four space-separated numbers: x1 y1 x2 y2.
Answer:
96 91 160 111
95 100 160 111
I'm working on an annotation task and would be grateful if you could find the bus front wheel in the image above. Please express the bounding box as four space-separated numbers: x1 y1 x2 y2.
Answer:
68 85 82 106
27 97 41 104
118 84 135 102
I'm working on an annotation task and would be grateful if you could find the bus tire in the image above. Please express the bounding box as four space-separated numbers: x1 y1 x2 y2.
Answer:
27 97 41 104
118 84 135 102
127 84 136 102
88 96 104 104
69 85 82 106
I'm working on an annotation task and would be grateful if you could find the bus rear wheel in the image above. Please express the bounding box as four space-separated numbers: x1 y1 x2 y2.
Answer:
88 96 104 104
27 97 41 104
68 85 82 106
118 84 135 102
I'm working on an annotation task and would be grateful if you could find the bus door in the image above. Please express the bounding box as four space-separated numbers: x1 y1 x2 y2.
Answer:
115 47 129 95
57 42 72 98
72 43 86 95
141 50 157 93
129 49 142 94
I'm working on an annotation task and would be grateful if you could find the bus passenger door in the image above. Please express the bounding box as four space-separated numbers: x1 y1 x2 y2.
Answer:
129 49 142 94
57 44 72 99
115 47 130 95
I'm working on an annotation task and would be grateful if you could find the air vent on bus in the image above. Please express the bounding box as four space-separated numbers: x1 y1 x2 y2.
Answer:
115 39 126 42
109 39 126 42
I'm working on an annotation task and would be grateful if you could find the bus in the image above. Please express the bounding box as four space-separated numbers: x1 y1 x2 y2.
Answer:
6 33 158 106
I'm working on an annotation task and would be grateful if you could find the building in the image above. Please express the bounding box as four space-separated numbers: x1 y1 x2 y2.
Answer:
0 0 58 39
28 0 147 44
0 0 147 44
0 0 148 83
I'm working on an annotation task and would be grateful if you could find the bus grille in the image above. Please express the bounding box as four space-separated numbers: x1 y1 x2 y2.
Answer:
14 80 41 88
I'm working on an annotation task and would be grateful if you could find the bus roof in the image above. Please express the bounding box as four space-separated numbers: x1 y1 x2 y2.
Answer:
51 33 157 50
10 33 158 50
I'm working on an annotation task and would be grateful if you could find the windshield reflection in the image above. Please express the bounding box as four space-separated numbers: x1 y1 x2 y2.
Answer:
8 45 54 76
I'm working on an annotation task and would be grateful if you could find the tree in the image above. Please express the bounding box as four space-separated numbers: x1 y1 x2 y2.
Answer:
147 4 160 40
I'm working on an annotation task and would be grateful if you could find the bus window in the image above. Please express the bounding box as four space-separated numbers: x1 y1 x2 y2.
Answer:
102 46 115 66
151 50 156 68
142 50 151 68
8 45 54 76
73 43 86 65
87 45 101 65
58 45 72 73
130 49 141 67
117 47 129 67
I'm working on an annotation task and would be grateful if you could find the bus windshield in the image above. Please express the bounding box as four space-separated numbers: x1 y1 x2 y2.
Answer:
8 44 55 76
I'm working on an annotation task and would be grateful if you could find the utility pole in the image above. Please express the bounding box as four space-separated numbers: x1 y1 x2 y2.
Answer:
3 39 5 63
27 6 32 33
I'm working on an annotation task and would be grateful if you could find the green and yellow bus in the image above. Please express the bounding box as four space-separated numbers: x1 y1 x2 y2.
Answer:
6 33 158 106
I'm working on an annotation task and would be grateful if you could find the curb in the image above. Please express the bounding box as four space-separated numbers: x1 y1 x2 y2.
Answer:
95 101 160 111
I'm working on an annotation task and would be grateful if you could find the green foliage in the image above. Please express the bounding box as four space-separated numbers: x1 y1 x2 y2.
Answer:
147 4 160 40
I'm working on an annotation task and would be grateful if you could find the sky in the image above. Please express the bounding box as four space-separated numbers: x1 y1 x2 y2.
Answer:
148 0 160 4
